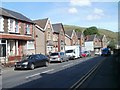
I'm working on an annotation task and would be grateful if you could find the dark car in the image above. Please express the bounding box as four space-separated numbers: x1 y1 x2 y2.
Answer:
14 54 49 70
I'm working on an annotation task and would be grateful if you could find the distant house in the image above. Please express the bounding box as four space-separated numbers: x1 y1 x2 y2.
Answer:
76 32 85 52
52 23 65 52
99 35 108 49
65 29 78 46
34 18 54 55
65 34 72 46
85 34 101 54
0 8 35 63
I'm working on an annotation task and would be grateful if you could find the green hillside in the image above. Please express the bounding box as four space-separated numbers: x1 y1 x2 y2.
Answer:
64 25 118 41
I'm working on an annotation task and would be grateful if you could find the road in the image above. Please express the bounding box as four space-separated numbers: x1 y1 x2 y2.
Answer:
2 56 106 89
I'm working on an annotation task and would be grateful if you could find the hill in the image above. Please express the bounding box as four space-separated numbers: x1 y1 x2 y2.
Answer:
63 25 118 41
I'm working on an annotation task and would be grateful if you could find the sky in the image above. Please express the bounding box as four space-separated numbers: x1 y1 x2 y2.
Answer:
0 0 119 32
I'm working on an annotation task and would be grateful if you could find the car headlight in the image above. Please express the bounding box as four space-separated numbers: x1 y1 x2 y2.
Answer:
22 62 28 65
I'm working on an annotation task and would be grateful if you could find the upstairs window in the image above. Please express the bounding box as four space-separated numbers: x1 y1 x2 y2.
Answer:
25 24 31 34
15 21 19 33
8 19 15 32
0 16 4 32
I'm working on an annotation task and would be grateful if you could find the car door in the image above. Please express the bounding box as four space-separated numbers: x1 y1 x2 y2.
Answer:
38 54 45 66
34 55 42 67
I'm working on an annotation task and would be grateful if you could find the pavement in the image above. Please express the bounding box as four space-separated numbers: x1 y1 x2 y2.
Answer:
83 55 119 88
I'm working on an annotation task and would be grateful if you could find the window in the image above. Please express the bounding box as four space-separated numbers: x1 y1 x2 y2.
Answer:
8 19 15 32
27 41 34 49
15 21 19 33
61 47 63 50
0 40 6 57
0 16 4 32
25 24 31 34
47 32 51 40
0 44 6 57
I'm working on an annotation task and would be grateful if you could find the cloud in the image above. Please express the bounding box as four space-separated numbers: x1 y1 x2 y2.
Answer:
68 7 78 14
86 8 105 20
70 0 91 7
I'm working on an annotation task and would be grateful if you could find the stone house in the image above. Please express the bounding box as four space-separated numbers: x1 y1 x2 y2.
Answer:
65 29 78 46
52 23 65 52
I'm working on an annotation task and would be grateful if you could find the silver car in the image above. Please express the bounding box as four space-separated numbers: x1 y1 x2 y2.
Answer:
49 52 69 63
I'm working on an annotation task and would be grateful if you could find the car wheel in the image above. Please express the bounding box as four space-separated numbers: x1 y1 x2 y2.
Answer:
60 60 63 63
45 62 49 67
30 63 35 70
14 68 17 70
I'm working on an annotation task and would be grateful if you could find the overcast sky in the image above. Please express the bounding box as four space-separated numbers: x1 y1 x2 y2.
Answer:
1 0 119 32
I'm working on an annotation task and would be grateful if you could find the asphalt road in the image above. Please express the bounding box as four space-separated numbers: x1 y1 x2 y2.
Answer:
2 56 106 89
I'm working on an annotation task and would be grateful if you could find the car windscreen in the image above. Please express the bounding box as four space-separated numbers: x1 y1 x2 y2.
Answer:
65 50 74 53
50 53 58 56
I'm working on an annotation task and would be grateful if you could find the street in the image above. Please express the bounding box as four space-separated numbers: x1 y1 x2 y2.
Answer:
2 56 106 89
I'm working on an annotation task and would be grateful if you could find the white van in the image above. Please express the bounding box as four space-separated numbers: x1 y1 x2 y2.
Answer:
65 45 81 60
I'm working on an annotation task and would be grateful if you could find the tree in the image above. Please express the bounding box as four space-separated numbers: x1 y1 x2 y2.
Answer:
107 39 116 50
83 26 99 36
75 28 82 32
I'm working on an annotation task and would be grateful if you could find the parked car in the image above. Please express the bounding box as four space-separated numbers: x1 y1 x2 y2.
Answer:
49 52 69 62
80 51 87 58
84 51 91 57
14 54 49 70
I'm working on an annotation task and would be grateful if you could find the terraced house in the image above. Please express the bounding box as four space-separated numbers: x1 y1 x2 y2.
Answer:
85 34 102 55
65 29 78 46
52 23 65 52
34 18 54 55
0 8 35 63
76 32 85 52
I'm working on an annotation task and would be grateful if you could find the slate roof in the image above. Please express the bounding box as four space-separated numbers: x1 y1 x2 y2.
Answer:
98 35 104 41
33 18 48 29
0 7 33 23
76 32 82 39
52 23 63 34
86 35 96 41
65 29 73 37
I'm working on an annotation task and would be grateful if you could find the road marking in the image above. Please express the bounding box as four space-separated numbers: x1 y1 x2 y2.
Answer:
41 69 54 73
62 63 73 68
26 69 54 79
26 73 41 79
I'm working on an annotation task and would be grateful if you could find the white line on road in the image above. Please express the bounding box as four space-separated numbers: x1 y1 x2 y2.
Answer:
25 69 54 79
41 69 54 73
62 63 73 68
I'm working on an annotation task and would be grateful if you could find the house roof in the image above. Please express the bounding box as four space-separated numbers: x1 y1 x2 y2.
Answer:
0 7 33 23
76 32 82 39
86 35 96 41
98 35 104 41
33 18 48 29
65 29 73 37
52 23 63 33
